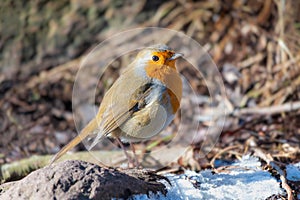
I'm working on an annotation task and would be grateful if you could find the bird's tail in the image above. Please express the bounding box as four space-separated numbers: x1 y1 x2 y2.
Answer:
50 118 99 165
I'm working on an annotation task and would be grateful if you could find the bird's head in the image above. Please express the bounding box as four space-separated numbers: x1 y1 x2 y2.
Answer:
136 44 183 69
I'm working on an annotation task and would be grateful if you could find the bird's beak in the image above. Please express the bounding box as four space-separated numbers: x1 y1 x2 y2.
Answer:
168 53 183 60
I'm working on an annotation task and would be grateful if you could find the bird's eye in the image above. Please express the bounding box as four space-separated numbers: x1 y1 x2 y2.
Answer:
152 55 159 62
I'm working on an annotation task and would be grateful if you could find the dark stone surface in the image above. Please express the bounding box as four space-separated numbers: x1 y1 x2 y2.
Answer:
0 160 167 200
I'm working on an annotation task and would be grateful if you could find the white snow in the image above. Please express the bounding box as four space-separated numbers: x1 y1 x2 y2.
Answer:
286 162 300 200
286 162 300 181
131 155 285 200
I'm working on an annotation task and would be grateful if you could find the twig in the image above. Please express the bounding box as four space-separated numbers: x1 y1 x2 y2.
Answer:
280 174 294 200
210 145 240 168
234 101 300 115
254 149 294 200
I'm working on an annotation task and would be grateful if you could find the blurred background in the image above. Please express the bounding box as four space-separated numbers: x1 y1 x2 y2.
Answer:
0 0 299 175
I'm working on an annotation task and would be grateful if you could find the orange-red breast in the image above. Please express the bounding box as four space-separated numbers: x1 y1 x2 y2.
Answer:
50 44 183 164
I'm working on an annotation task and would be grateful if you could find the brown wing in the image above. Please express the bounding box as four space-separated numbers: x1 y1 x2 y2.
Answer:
50 70 153 163
95 68 153 137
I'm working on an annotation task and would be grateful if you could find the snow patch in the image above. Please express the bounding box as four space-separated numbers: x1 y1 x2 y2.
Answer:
286 162 300 181
132 156 284 200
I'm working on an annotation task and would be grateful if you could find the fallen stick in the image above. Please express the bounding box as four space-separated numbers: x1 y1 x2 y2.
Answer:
234 101 300 115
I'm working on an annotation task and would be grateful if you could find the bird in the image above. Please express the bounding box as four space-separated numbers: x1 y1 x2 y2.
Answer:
50 44 183 166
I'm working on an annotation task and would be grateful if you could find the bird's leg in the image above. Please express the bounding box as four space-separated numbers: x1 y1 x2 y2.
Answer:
115 137 135 168
130 142 140 168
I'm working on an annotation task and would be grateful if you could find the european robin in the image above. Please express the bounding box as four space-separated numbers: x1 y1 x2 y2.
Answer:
50 44 183 165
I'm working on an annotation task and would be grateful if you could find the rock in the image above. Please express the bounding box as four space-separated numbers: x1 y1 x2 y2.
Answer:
0 160 167 200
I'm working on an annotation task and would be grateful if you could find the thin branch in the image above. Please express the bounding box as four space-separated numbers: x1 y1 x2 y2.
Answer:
234 101 300 115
